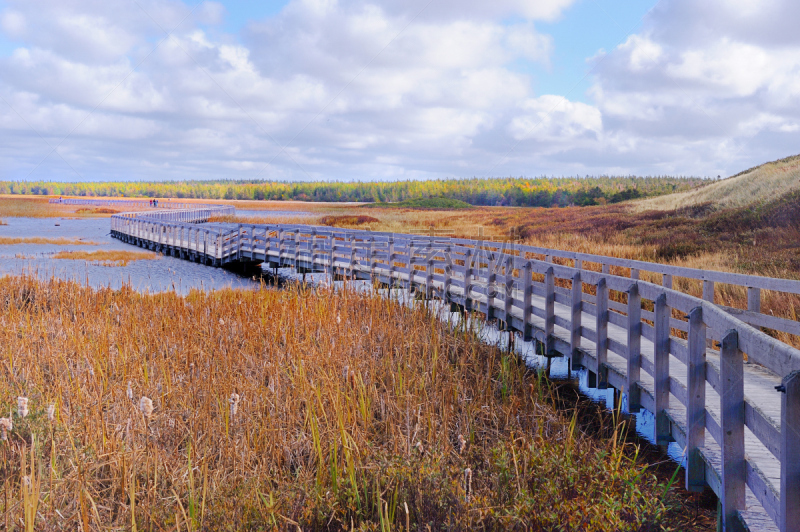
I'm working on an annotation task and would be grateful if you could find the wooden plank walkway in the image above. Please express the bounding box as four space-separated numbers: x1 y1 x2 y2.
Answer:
93 201 800 532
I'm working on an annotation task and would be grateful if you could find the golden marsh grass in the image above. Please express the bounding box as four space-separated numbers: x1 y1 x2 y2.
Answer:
51 250 160 266
0 276 695 530
0 237 100 246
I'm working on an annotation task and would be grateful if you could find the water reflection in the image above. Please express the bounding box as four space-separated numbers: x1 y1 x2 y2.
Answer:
0 217 262 294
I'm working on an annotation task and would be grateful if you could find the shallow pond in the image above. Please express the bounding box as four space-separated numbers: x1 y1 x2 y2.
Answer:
0 216 269 294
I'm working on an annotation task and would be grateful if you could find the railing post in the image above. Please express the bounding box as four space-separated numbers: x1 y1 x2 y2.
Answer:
426 255 434 300
443 245 452 302
388 237 395 289
630 267 639 280
369 236 377 283
522 261 533 341
595 278 608 389
747 287 761 313
503 257 513 327
627 282 641 413
486 254 497 321
463 249 474 312
294 230 301 269
406 243 415 294
654 293 671 447
570 270 582 360
328 238 335 284
237 224 243 259
781 370 800 532
703 279 715 303
544 266 555 355
720 329 745 532
686 305 706 492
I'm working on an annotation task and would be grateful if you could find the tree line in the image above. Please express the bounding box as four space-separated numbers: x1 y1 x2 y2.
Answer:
0 176 704 207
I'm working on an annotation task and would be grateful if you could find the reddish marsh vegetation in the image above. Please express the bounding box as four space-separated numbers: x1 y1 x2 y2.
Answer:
0 276 699 531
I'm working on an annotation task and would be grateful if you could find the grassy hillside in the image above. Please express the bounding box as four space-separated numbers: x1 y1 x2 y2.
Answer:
636 154 800 211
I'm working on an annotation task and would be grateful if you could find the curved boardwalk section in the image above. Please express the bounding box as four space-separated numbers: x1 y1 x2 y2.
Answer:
70 199 800 532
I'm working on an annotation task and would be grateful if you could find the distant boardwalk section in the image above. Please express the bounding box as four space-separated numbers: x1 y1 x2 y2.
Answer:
58 197 800 532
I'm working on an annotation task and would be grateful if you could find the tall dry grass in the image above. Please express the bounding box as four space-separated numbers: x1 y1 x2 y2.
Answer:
0 237 100 246
51 250 160 266
0 276 692 531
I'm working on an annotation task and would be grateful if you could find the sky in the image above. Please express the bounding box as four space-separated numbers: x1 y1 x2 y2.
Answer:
0 0 798 182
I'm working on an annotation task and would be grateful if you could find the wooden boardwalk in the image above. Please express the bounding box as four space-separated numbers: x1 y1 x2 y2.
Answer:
96 201 800 532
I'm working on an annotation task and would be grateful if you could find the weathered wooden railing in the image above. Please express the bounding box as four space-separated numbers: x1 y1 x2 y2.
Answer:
108 209 799 532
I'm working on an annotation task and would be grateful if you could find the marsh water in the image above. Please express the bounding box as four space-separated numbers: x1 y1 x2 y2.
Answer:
0 212 311 294
0 213 681 461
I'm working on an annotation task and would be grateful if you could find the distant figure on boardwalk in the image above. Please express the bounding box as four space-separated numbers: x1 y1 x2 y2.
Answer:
154 199 159 207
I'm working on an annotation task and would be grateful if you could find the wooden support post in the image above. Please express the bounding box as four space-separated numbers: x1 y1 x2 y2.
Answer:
426 256 434 300
662 271 672 288
602 263 609 274
703 280 715 303
238 224 243 259
630 267 639 280
522 262 533 341
486 253 497 320
294 230 300 269
574 258 582 270
570 271 582 362
747 287 761 314
407 244 415 294
544 266 555 355
443 245 452 302
654 293 671 447
720 329 745 532
596 278 608 389
328 239 335 284
503 257 514 326
627 283 641 413
464 249 474 312
388 237 396 289
686 306 707 492
311 235 319 273
349 236 356 280
781 370 800 532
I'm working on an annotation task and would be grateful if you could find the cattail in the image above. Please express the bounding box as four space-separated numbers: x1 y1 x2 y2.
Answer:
230 393 240 417
458 434 467 454
139 396 154 419
47 404 56 423
17 397 28 419
342 365 349 380
0 417 11 441
127 382 134 401
464 468 472 502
